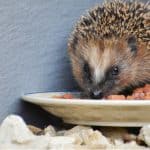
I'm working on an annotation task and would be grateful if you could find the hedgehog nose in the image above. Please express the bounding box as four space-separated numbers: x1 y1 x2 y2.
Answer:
90 90 103 99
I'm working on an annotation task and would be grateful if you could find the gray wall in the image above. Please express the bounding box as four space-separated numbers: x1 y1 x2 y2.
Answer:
0 0 103 126
0 0 147 126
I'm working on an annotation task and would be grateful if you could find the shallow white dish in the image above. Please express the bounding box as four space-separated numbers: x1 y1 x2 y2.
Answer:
22 92 150 127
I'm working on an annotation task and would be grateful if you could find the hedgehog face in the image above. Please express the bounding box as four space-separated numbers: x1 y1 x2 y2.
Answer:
68 0 149 99
68 37 138 99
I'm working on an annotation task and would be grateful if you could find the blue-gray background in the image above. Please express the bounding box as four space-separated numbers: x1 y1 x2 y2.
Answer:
0 0 147 126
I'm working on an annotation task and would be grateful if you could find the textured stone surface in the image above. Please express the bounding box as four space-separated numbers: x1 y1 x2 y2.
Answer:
0 115 149 150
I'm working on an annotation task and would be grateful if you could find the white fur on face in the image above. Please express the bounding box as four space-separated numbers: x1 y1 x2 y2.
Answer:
94 66 104 84
90 47 111 84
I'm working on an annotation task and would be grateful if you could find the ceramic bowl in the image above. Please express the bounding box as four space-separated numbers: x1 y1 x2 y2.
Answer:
22 92 150 127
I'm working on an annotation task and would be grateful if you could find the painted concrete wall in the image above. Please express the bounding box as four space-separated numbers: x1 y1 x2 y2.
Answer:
0 0 147 126
0 0 103 126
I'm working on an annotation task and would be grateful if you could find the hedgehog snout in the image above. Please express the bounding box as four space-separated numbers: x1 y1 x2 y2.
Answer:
90 89 103 99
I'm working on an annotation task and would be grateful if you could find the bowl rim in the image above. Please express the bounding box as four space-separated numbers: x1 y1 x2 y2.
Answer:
22 92 150 106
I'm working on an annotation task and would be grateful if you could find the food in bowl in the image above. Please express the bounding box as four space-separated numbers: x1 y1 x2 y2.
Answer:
52 84 150 100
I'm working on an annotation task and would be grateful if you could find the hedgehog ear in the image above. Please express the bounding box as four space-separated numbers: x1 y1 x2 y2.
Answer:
127 36 137 53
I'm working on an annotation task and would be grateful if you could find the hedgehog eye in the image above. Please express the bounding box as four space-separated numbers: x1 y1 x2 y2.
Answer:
112 66 119 76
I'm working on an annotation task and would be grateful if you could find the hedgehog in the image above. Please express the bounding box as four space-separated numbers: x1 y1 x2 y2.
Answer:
68 0 150 99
